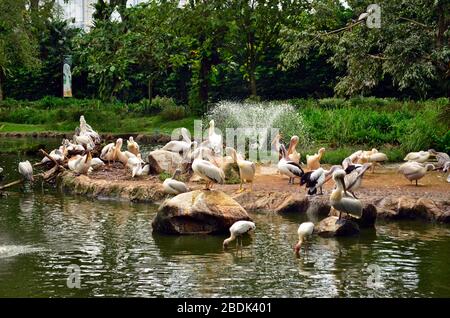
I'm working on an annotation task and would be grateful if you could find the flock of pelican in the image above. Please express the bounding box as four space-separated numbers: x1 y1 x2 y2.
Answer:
2 115 449 257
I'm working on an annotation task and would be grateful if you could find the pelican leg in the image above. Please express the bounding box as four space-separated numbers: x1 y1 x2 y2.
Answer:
319 186 323 195
415 180 418 186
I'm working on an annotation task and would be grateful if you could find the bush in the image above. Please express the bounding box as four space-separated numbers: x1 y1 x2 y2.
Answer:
160 104 186 121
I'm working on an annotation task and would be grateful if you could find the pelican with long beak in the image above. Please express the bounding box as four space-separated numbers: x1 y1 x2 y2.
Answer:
294 222 314 257
192 148 225 190
163 169 189 195
18 161 34 182
226 147 256 192
68 151 92 175
278 144 304 184
208 119 222 155
330 169 363 224
223 220 256 250
287 135 301 164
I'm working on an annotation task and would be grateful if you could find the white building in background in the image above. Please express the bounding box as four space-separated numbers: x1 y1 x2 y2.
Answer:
55 0 156 31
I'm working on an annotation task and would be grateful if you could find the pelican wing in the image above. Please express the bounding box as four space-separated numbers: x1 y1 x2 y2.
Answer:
168 179 189 194
286 161 304 177
196 160 225 183
368 152 387 162
100 143 114 159
398 162 422 176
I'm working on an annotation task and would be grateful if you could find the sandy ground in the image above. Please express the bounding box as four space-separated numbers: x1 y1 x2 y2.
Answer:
89 162 449 203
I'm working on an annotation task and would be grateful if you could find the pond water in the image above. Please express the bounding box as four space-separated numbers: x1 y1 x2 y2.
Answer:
0 138 450 297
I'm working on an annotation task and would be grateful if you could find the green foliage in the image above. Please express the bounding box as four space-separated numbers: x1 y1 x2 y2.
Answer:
158 171 172 182
160 104 186 121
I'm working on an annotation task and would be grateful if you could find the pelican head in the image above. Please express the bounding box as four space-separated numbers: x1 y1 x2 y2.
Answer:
129 136 134 142
116 138 123 147
319 147 326 154
209 119 215 128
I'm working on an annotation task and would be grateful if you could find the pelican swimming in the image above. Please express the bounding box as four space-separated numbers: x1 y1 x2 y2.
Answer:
306 147 325 170
287 135 301 163
404 151 430 163
428 149 450 169
68 152 92 175
18 161 34 182
301 165 340 195
127 136 140 156
162 169 189 195
398 162 435 186
294 222 314 256
344 163 371 198
208 120 222 155
278 144 304 184
192 148 225 190
226 147 256 192
223 220 256 250
330 169 363 223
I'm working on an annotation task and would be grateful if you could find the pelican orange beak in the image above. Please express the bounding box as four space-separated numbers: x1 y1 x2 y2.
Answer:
294 241 302 257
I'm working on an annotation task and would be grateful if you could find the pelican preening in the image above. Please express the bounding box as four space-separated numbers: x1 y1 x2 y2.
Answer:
192 148 225 190
127 156 150 178
306 148 325 171
127 137 140 156
287 135 301 164
163 169 189 195
404 150 430 163
278 144 304 184
358 149 388 173
294 222 314 257
398 162 435 186
300 165 340 195
223 220 256 250
226 147 256 192
18 161 34 182
330 169 363 223
344 163 371 198
68 152 92 175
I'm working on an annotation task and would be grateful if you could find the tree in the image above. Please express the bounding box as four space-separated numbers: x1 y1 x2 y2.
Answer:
0 0 40 100
279 0 450 97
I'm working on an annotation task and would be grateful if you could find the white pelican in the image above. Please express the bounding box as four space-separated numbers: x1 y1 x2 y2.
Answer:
444 162 450 183
41 148 65 164
287 135 301 163
344 163 371 198
126 156 149 178
90 158 105 170
100 141 116 164
278 144 304 184
18 161 34 182
330 169 363 223
306 147 325 170
358 149 388 172
162 140 192 155
163 169 189 195
208 119 222 155
348 150 363 163
428 149 450 169
294 222 314 256
226 147 256 192
404 150 430 163
192 148 225 190
63 139 85 155
300 165 340 195
223 220 256 249
127 136 140 156
73 134 94 149
398 162 435 186
68 152 92 175
79 115 100 144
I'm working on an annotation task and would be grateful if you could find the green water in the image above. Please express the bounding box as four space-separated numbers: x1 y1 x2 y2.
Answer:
1 138 450 297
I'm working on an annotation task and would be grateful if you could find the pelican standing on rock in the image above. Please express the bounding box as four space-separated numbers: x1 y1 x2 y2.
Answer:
18 161 34 182
294 222 314 257
278 144 304 184
192 148 225 190
330 169 363 223
306 148 325 170
226 147 256 192
223 220 256 250
163 169 189 195
398 162 435 186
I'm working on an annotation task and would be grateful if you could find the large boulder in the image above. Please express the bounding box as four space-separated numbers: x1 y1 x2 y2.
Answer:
316 216 360 237
148 150 186 175
152 190 252 234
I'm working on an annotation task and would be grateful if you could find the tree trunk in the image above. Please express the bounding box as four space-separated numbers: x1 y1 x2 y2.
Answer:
248 31 257 97
199 57 211 112
148 78 153 103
